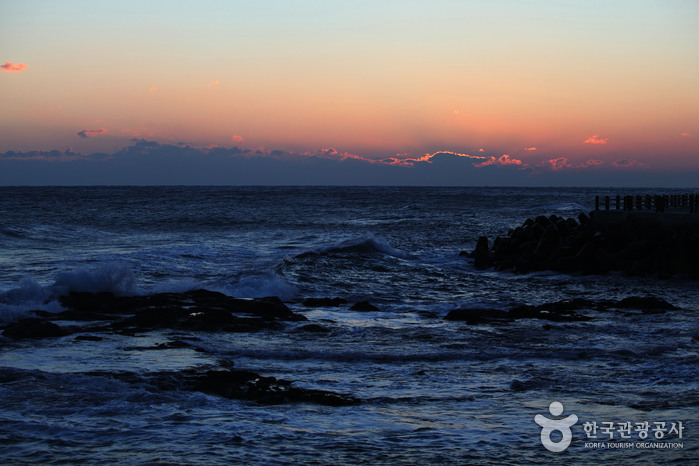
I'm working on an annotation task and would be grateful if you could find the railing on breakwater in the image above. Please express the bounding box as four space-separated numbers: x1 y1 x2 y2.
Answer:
595 193 699 214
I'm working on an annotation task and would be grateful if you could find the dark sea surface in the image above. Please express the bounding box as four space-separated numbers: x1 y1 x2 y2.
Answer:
0 186 696 464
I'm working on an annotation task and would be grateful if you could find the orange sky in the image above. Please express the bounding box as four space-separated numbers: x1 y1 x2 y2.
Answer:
1 0 698 172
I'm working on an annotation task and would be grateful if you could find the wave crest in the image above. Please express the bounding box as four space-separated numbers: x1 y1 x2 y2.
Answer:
297 233 410 260
53 261 138 297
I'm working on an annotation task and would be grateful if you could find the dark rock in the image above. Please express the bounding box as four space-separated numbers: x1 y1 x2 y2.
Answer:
471 236 492 269
350 301 380 312
510 379 537 391
52 310 123 321
53 289 308 334
616 296 677 310
529 223 545 242
124 339 198 351
445 299 593 325
94 369 360 406
641 308 667 315
229 296 303 321
192 369 359 406
74 334 103 342
303 297 348 307
58 291 117 313
2 318 69 339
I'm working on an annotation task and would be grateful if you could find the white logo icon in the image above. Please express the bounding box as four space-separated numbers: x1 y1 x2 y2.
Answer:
534 402 578 452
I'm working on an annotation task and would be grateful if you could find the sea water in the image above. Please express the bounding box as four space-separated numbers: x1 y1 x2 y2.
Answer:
0 186 696 463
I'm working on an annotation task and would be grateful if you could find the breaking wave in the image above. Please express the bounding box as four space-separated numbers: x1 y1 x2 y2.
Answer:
296 233 411 260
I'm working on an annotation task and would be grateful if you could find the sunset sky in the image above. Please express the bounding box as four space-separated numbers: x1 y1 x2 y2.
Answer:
1 0 698 185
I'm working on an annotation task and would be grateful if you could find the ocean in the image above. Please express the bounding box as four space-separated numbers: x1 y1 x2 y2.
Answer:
0 186 696 464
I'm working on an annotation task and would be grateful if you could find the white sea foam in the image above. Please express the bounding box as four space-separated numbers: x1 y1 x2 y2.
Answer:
53 261 138 297
0 277 64 322
0 262 139 323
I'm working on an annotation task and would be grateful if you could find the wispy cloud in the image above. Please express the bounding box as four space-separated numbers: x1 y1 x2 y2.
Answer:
149 85 158 92
584 135 608 144
612 159 647 169
385 150 486 167
76 128 107 138
208 80 220 88
0 148 82 161
474 154 524 168
524 147 537 151
232 134 244 142
545 157 606 171
680 132 690 137
1 61 28 73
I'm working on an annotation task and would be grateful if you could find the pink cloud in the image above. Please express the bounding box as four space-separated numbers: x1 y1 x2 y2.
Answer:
149 85 158 92
1 61 28 72
321 147 339 156
680 132 690 137
232 134 244 142
340 152 375 162
384 150 488 167
547 158 570 171
584 135 608 144
208 80 220 88
76 128 107 138
524 147 537 151
545 157 605 171
303 147 370 162
474 154 523 168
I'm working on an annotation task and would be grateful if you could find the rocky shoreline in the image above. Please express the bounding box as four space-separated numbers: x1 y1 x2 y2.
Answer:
464 211 699 278
0 290 364 406
1 289 686 406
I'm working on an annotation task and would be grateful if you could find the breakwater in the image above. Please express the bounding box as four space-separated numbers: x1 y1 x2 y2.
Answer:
467 194 699 278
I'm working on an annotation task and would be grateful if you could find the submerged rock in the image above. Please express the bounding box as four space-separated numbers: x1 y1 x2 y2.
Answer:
2 318 70 339
350 301 381 312
444 296 681 325
295 323 332 333
92 368 359 407
615 296 677 310
303 297 348 307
